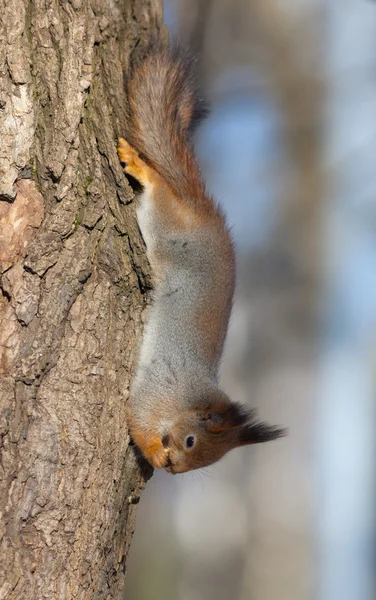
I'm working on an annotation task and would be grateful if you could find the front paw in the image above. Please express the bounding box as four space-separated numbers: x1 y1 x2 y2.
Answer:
129 424 169 468
146 446 169 469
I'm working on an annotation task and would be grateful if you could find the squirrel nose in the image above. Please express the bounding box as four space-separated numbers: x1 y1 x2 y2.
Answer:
162 434 170 448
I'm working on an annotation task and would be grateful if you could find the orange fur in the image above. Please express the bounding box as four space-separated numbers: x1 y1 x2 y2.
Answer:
122 42 226 233
129 422 168 469
117 138 154 186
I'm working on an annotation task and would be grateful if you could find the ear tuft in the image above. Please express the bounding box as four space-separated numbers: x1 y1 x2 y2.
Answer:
239 420 287 446
197 392 286 443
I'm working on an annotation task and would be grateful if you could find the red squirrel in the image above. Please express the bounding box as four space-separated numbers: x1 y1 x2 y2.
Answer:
118 41 285 473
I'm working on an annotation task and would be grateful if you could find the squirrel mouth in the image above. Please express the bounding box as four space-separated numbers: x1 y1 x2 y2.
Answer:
165 456 176 474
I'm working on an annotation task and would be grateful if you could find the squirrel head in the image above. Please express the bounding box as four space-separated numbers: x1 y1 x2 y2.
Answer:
162 390 285 473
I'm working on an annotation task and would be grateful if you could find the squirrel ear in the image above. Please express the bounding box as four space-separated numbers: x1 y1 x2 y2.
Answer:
198 396 286 440
199 403 249 433
238 421 286 446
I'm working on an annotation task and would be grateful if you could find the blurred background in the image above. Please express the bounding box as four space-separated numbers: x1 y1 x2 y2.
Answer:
125 1 376 599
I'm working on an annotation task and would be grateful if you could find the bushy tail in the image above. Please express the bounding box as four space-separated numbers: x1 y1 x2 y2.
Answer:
123 41 209 201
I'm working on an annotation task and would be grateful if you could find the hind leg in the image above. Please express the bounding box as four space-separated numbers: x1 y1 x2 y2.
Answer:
117 138 154 187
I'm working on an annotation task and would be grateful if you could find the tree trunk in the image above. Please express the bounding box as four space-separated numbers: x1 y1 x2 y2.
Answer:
0 1 162 597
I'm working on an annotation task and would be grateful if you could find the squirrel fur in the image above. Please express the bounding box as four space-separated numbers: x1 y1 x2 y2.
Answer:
118 41 285 473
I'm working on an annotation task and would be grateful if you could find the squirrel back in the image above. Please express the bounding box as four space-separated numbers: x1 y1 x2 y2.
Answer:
118 41 285 473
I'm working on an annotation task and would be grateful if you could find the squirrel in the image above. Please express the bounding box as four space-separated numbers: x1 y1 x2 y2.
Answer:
117 41 285 473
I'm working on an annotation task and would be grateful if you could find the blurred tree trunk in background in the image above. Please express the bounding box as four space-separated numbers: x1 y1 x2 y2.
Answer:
0 1 162 597
178 0 323 304
173 1 324 599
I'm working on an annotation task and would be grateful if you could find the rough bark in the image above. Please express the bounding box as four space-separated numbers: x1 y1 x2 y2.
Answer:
0 1 163 597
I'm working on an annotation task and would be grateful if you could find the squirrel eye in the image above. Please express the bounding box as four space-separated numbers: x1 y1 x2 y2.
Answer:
185 435 195 448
